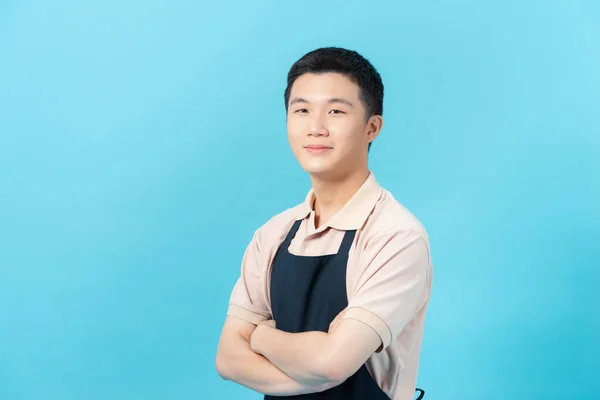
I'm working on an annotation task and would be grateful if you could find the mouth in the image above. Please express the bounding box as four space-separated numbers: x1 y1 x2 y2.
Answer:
304 145 333 154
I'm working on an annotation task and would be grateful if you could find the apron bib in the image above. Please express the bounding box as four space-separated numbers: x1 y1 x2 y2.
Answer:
265 219 390 399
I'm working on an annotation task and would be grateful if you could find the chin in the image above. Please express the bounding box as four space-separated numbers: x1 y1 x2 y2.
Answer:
303 167 331 176
300 163 341 179
298 158 330 173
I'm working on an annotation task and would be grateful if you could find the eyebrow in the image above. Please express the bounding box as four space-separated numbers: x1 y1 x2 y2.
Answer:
289 97 355 107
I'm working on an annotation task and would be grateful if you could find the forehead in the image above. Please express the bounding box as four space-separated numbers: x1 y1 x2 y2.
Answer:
289 72 361 101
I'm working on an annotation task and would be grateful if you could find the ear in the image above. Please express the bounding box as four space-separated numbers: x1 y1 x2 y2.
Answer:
366 115 384 144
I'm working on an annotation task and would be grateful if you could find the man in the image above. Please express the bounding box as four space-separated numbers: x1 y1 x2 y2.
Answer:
216 47 433 400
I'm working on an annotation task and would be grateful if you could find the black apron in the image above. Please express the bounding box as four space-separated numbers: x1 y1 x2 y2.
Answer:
265 219 390 399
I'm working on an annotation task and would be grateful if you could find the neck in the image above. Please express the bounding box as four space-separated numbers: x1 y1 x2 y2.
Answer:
310 168 370 228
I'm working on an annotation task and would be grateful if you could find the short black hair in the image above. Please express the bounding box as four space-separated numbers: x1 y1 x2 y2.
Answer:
284 47 384 150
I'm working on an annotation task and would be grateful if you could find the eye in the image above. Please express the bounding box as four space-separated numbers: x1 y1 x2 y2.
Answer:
329 109 345 114
294 108 309 113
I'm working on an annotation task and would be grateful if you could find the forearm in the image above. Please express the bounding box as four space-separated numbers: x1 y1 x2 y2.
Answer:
252 328 336 385
218 334 334 396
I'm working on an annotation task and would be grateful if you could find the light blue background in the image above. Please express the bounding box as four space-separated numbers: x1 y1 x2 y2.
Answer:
1 1 599 399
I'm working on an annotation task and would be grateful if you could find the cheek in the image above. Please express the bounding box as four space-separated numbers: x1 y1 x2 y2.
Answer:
333 122 361 144
335 133 365 159
287 121 305 143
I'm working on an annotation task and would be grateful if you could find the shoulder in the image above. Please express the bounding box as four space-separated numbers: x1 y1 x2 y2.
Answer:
366 188 429 240
357 188 431 262
350 188 433 296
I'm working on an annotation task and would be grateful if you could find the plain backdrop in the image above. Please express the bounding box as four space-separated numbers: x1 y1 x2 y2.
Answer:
1 1 599 399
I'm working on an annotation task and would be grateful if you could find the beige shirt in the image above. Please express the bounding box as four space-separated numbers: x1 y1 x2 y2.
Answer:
227 172 433 400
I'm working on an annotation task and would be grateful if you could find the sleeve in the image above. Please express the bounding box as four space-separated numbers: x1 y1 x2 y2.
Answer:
342 229 431 350
226 230 272 325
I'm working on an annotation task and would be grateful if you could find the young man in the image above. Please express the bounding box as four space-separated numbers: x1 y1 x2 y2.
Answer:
216 47 433 400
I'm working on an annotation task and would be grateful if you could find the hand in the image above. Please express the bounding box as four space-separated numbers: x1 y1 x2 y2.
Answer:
328 309 347 333
259 319 276 329
250 319 276 354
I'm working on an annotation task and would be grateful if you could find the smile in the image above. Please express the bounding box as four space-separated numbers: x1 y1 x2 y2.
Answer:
304 145 333 154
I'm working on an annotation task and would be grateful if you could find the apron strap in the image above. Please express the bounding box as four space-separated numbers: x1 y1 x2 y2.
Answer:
338 229 357 256
281 219 302 249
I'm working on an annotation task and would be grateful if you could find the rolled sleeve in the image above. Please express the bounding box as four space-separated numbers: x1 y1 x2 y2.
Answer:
342 230 431 350
226 231 271 325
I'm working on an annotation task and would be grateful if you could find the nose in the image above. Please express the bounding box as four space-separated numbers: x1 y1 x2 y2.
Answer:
307 115 329 137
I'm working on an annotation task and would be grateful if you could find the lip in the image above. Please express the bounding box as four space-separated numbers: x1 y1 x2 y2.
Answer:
304 145 333 154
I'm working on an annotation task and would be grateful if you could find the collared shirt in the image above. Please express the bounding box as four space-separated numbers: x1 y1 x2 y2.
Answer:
227 172 433 400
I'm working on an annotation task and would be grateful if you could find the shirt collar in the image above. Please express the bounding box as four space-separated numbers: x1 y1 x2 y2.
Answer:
296 172 383 231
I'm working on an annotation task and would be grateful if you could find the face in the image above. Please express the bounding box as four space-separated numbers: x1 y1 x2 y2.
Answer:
286 73 382 180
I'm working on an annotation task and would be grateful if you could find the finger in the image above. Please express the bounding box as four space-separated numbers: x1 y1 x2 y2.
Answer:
329 309 347 332
261 319 276 328
328 315 341 332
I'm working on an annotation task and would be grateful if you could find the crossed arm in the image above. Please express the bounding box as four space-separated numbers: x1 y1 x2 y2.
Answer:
215 311 382 396
217 231 430 395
